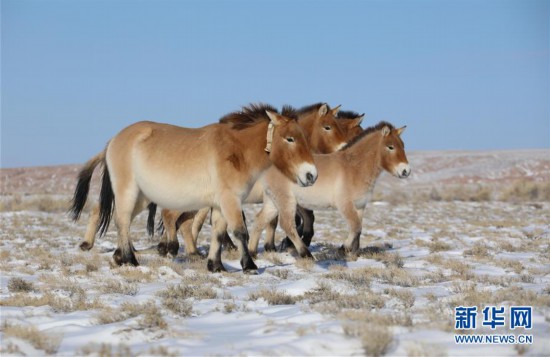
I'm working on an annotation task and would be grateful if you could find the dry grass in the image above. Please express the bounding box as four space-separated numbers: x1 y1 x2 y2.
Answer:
386 288 415 308
7 277 36 293
340 312 395 356
324 265 371 289
99 278 139 296
248 287 297 305
2 322 62 354
157 282 217 301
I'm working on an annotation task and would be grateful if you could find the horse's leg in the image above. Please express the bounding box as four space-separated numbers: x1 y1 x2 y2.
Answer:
158 209 180 257
278 198 314 259
248 197 279 257
279 205 315 251
263 215 278 252
80 204 100 251
219 195 257 273
206 207 227 272
112 187 141 266
340 204 364 254
300 207 315 247
192 207 210 245
129 197 149 252
178 211 200 256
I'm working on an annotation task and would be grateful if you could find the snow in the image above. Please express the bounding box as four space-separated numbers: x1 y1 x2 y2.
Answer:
1 200 549 356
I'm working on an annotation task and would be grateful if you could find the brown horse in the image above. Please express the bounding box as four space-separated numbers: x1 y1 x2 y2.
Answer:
158 103 362 256
274 109 366 250
159 106 365 257
248 121 410 257
70 104 317 272
76 103 348 255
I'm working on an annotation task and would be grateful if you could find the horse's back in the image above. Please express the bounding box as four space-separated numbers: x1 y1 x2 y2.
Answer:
106 121 223 210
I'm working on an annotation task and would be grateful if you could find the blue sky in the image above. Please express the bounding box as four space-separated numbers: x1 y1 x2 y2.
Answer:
1 0 549 168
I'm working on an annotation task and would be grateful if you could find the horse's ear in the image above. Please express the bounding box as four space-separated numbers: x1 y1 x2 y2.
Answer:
382 126 391 137
266 110 284 126
355 114 365 126
331 105 341 116
396 126 407 136
318 104 328 117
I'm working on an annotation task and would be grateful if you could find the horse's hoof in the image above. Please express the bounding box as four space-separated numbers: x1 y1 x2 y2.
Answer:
167 241 179 257
241 257 258 273
113 248 139 266
207 259 226 273
278 238 295 252
188 251 206 259
157 242 169 256
299 248 314 260
79 241 93 251
264 243 276 252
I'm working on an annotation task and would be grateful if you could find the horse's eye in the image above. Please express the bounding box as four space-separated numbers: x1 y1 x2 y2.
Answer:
387 145 394 151
286 137 295 143
324 126 332 131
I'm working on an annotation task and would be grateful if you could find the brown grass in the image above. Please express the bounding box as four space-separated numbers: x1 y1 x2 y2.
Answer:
7 277 36 293
248 287 297 305
2 322 62 354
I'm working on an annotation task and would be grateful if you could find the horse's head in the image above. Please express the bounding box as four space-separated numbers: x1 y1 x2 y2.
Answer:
337 111 365 142
308 104 348 153
266 111 317 187
380 125 411 179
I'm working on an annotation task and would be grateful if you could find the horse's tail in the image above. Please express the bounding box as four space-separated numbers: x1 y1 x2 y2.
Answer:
97 163 115 237
69 150 105 221
147 203 157 237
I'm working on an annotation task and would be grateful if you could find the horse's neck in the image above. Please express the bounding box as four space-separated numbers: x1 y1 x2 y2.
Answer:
341 131 384 187
297 112 315 140
231 121 272 174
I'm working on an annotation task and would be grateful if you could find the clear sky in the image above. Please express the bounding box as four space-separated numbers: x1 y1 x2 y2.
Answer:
1 0 549 168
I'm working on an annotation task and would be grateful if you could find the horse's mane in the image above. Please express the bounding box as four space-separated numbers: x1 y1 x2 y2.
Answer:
295 102 327 116
337 110 362 119
219 103 298 130
342 121 395 150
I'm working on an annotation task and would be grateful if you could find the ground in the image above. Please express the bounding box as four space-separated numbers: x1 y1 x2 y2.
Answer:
1 150 550 356
1 200 549 356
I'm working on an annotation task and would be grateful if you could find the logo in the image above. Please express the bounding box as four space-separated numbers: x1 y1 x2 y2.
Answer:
454 306 533 345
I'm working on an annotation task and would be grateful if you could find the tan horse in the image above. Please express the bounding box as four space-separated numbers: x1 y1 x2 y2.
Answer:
159 106 365 257
76 103 349 255
70 104 318 272
248 121 410 258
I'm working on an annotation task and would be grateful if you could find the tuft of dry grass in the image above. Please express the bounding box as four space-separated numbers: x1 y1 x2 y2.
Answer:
386 288 415 308
269 269 290 280
7 277 36 293
99 278 139 296
2 322 62 354
341 313 394 356
248 287 297 305
157 283 217 301
324 265 371 289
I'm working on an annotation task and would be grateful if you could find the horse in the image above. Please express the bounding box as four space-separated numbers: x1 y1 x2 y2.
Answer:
76 102 348 255
70 104 318 273
158 106 365 257
247 121 410 258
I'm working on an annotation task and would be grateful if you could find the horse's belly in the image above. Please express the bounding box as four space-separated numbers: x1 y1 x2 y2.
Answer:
136 170 214 211
294 187 334 210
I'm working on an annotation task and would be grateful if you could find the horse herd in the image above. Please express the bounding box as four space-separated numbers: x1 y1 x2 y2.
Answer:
70 103 410 273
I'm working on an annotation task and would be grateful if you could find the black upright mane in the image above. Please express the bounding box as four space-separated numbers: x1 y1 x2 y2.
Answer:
295 102 327 116
337 110 362 119
342 121 395 150
219 103 297 130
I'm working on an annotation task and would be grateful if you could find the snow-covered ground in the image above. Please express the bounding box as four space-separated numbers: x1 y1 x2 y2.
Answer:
1 200 549 356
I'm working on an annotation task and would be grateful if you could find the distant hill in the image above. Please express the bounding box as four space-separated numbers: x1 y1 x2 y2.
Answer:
2 149 549 201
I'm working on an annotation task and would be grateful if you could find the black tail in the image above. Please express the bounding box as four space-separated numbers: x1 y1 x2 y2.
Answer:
147 203 157 237
156 217 165 236
69 152 104 221
97 165 115 236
